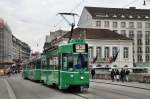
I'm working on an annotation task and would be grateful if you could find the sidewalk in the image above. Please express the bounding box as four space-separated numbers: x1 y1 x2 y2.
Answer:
0 78 9 99
91 79 150 90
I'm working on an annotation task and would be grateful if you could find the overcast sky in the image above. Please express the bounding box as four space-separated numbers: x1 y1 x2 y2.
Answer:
0 0 149 52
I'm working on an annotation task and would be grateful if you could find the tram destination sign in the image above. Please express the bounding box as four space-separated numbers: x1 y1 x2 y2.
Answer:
73 44 88 53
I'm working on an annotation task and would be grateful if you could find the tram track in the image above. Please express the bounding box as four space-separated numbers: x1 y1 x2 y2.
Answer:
89 82 150 99
72 93 89 99
91 80 150 90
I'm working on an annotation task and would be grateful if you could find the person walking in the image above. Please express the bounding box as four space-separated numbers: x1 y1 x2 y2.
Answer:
125 69 130 82
111 69 115 82
120 68 125 82
116 69 120 81
91 68 95 79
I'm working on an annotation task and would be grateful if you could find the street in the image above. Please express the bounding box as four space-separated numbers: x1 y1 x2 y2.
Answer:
0 74 150 99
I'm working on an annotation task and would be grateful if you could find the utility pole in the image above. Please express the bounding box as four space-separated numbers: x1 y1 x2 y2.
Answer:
57 13 78 43
143 0 150 5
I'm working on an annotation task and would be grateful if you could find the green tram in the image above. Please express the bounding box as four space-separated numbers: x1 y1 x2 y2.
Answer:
42 38 89 90
22 59 41 81
22 38 89 90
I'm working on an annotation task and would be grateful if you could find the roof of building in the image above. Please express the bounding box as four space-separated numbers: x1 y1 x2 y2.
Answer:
85 6 150 20
63 28 131 40
43 42 50 49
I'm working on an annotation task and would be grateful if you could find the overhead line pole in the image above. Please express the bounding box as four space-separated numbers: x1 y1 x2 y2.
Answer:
57 13 78 43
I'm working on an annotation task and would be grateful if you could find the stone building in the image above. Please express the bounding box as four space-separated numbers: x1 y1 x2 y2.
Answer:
0 18 12 68
0 18 31 69
46 28 133 73
78 7 150 68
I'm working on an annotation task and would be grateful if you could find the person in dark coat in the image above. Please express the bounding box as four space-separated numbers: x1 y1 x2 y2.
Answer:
116 69 120 81
125 69 130 82
91 68 95 79
120 68 125 82
111 69 115 82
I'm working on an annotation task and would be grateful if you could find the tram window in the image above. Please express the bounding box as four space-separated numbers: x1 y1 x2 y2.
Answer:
62 54 73 70
74 54 88 69
36 61 41 69
63 57 67 70
41 60 47 69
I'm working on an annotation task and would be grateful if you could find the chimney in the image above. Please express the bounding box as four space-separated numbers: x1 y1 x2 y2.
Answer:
129 7 136 9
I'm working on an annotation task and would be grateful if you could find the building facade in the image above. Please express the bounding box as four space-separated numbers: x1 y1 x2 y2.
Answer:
78 7 150 67
43 29 68 50
0 18 13 68
0 18 31 68
47 28 133 72
12 35 31 63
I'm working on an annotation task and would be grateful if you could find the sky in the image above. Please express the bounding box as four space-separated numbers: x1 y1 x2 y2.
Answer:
0 0 150 52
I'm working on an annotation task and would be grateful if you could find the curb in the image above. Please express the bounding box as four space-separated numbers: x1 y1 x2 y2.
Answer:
4 79 17 99
91 80 150 90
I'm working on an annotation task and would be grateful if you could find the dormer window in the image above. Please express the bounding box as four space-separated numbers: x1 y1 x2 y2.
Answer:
137 16 141 18
113 14 117 18
95 13 108 18
121 15 125 18
145 16 149 19
129 15 133 18
106 14 109 17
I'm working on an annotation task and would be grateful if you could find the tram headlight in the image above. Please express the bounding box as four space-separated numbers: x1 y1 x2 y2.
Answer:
0 70 4 73
80 76 84 80
70 74 74 78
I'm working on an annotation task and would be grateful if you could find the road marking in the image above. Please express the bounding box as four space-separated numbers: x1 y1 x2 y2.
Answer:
4 79 17 99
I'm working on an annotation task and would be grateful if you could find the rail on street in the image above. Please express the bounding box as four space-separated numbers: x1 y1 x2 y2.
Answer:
0 74 150 99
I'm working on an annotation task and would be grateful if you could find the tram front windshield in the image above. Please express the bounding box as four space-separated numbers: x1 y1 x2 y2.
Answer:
62 53 88 70
73 53 88 69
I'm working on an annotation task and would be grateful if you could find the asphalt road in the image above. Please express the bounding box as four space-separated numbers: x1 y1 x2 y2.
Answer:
78 81 150 99
7 75 84 99
0 78 9 99
1 74 150 99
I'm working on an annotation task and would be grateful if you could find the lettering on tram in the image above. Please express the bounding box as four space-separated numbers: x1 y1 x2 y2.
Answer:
73 44 88 53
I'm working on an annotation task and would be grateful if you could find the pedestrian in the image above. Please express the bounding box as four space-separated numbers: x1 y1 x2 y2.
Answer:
120 68 125 82
91 68 95 79
110 69 115 82
116 69 120 81
125 69 130 82
114 69 117 81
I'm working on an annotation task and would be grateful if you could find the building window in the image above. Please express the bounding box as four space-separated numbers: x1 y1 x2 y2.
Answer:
145 23 150 28
146 55 150 62
112 22 118 28
104 21 109 28
129 22 134 28
113 30 118 33
137 22 142 28
138 55 143 62
121 30 126 36
104 47 109 58
121 22 126 28
145 31 150 39
96 47 102 58
145 39 150 45
88 47 93 59
96 21 101 27
145 47 150 53
137 39 142 45
129 30 134 39
112 47 118 56
137 47 142 53
137 31 142 39
123 47 129 59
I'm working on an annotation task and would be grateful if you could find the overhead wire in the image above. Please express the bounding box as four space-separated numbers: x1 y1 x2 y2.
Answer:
122 0 139 8
54 0 85 29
